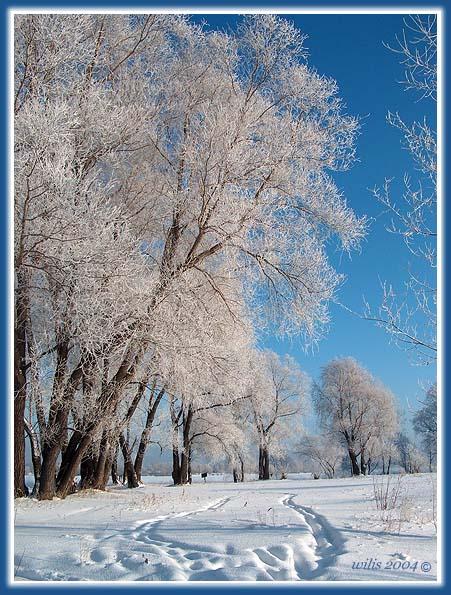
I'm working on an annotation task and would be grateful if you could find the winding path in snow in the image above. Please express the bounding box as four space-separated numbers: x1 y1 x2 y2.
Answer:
89 492 347 581
281 494 347 579
14 474 437 582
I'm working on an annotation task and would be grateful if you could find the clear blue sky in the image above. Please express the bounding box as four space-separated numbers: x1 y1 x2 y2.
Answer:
191 13 437 427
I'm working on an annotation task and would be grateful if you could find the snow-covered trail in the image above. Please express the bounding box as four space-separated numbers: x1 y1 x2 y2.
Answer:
94 492 345 581
13 474 437 582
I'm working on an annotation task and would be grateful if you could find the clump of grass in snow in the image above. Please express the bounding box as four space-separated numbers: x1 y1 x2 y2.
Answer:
372 474 404 511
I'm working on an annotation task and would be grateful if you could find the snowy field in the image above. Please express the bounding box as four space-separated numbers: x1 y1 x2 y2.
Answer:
13 473 437 583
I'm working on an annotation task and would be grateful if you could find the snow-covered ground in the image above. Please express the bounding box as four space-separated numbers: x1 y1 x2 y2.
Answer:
13 473 438 582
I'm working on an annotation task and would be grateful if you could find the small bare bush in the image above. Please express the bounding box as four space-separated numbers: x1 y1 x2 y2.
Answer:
372 474 404 511
372 474 415 533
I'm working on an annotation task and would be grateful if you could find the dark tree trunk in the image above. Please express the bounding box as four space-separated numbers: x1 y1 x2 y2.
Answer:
233 468 238 483
92 438 109 489
39 355 85 500
387 456 392 475
360 447 367 475
56 351 143 497
56 428 83 488
187 447 192 485
91 363 113 491
39 444 60 500
239 455 245 482
80 453 97 489
172 447 181 485
24 418 41 497
170 395 181 485
134 386 165 483
39 342 70 499
348 447 361 476
262 448 270 480
119 433 139 488
14 272 29 498
56 432 94 498
111 446 119 484
259 445 270 480
180 407 193 485
100 445 115 490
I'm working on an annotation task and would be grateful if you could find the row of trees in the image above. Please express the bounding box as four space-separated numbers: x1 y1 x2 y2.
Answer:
297 359 436 479
14 14 365 499
105 356 437 483
22 350 436 491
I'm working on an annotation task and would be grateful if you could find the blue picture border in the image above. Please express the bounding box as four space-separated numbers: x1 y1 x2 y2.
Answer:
1 1 448 593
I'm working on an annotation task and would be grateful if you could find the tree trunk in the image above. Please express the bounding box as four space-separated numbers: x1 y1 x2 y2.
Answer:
39 355 85 500
56 428 83 489
111 446 119 484
100 446 115 490
262 448 270 480
170 395 181 485
387 456 391 475
56 432 94 498
187 446 192 484
239 455 245 482
360 447 367 475
348 447 361 476
39 444 60 500
119 433 139 488
80 452 97 489
24 418 41 497
233 468 238 483
14 271 29 498
180 406 193 485
134 385 165 483
172 447 181 485
259 445 270 480
92 438 109 489
47 348 142 499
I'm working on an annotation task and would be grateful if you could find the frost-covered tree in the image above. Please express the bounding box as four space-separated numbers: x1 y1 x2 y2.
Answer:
361 434 398 475
14 14 365 498
250 350 308 480
156 285 255 485
396 431 428 473
14 14 172 498
313 357 398 476
297 434 345 479
189 401 251 483
366 15 437 364
357 383 398 475
413 382 437 471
